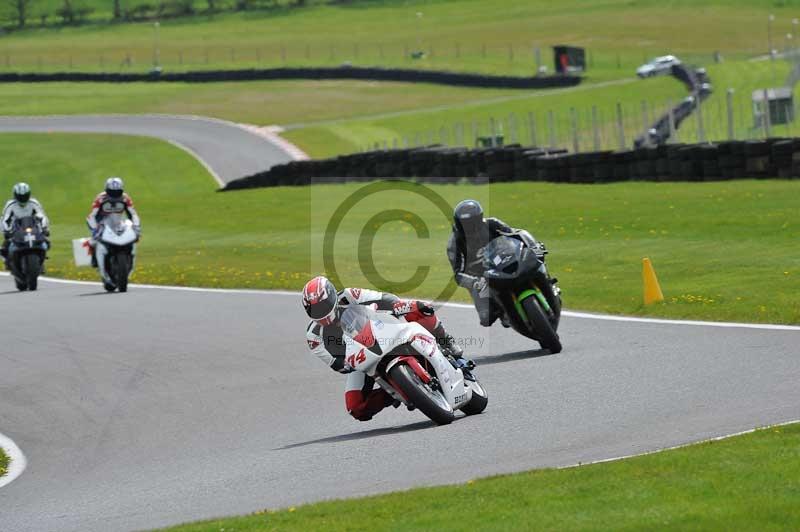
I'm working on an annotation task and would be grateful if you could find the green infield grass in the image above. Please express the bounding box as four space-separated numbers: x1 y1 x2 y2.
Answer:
162 422 800 531
0 75 688 157
2 133 798 325
0 57 793 158
0 0 793 78
0 447 8 478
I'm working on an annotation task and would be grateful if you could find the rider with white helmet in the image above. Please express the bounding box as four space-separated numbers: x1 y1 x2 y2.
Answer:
1 182 50 267
86 177 141 277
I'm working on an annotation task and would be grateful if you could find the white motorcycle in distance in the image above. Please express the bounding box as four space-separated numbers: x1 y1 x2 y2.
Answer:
340 305 488 425
96 216 138 293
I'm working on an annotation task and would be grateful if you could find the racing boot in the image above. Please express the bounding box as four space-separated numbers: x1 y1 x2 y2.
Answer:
432 323 464 359
432 324 476 380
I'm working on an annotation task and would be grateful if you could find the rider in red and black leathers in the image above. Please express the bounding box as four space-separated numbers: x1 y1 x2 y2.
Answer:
303 276 468 422
86 177 140 268
447 199 548 327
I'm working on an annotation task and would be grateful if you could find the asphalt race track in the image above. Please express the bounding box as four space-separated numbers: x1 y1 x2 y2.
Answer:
0 115 297 184
1 275 798 531
1 114 799 530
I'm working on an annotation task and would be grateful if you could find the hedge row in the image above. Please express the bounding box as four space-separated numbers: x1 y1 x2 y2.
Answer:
223 138 800 189
0 66 581 89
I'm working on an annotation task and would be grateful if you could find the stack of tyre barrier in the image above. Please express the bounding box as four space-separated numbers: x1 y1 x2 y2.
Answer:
222 138 800 190
634 64 713 148
0 67 582 89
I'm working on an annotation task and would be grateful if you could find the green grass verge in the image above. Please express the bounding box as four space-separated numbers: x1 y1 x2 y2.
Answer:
161 422 800 531
0 447 8 478
0 0 793 77
0 75 689 158
0 58 792 159
2 133 798 324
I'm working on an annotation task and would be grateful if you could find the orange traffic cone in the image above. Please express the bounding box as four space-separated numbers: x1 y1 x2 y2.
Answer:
642 258 664 305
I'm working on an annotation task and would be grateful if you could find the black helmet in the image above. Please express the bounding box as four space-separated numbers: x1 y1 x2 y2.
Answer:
13 182 31 205
105 177 124 199
453 199 484 235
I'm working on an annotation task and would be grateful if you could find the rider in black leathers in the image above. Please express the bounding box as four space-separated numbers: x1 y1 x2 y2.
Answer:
447 199 550 327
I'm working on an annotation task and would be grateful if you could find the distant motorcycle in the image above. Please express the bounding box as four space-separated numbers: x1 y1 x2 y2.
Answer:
96 217 138 293
483 230 563 353
340 304 488 425
7 216 48 291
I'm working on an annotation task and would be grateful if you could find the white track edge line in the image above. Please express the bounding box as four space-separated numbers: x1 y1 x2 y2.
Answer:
0 431 27 489
558 418 800 470
164 139 226 188
2 272 799 331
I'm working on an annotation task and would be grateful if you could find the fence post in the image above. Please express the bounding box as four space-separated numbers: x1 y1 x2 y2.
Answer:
528 112 537 147
616 102 625 149
762 88 771 138
509 113 518 144
591 105 600 151
668 100 678 142
440 126 448 146
489 117 498 147
547 110 556 148
535 47 541 71
570 107 580 153
726 88 735 140
640 100 648 136
696 93 706 143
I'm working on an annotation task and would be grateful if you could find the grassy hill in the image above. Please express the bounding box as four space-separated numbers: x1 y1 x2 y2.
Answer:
0 0 797 78
2 133 798 324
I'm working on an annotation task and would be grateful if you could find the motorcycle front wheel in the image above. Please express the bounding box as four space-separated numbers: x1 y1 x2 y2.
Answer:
22 254 40 291
389 363 455 425
460 380 488 416
110 253 132 293
522 296 562 354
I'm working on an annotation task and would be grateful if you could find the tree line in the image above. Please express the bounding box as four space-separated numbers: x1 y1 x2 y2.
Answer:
3 0 313 29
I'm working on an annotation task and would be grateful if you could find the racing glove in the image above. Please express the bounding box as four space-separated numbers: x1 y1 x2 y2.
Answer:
392 300 435 318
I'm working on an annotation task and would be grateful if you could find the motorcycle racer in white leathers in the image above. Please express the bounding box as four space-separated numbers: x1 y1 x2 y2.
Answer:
86 177 140 278
1 182 50 267
302 275 472 421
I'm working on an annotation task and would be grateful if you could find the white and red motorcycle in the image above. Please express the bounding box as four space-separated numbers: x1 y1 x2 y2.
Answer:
96 216 138 293
340 304 488 425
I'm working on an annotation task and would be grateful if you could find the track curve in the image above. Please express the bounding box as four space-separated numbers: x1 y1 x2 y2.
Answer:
0 115 300 185
0 275 797 531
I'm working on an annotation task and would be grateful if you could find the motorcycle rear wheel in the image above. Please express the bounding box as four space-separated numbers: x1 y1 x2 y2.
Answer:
522 296 562 354
389 363 455 425
22 254 40 291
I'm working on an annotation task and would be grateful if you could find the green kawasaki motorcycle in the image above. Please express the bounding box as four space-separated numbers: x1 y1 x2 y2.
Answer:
482 231 562 353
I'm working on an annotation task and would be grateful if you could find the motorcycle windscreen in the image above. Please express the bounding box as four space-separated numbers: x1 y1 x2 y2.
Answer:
340 305 383 354
482 236 523 271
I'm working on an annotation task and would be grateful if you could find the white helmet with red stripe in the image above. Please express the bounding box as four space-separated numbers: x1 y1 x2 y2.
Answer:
302 276 339 326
